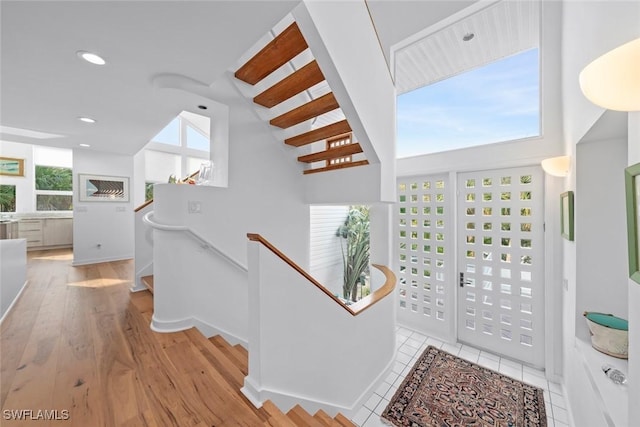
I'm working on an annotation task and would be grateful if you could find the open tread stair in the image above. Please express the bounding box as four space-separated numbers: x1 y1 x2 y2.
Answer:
254 60 325 108
297 142 363 163
270 92 339 129
235 22 308 85
234 20 371 175
284 120 352 147
303 159 369 175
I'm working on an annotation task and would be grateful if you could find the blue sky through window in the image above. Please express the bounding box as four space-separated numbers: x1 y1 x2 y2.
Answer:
186 125 210 151
397 48 540 158
152 117 180 145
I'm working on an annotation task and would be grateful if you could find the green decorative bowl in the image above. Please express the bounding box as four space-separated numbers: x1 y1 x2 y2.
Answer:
584 311 628 359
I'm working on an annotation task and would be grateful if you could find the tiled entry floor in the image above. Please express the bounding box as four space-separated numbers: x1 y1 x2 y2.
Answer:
351 326 569 427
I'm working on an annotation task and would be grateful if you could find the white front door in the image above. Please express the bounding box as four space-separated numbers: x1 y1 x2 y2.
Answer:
396 175 455 340
456 166 545 367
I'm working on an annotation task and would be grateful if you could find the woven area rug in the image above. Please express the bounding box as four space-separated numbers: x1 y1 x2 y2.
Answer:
381 346 546 427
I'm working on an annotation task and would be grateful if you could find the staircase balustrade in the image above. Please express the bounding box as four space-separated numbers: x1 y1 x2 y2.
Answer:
243 233 397 417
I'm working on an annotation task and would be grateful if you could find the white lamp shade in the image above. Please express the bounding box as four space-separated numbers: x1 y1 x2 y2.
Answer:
541 155 570 177
579 38 640 112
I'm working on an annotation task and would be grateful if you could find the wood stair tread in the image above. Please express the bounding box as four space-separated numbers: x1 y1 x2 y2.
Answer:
235 22 308 85
254 60 325 108
262 401 299 427
334 413 356 426
297 143 363 163
208 335 248 375
183 329 246 389
303 160 369 175
234 343 249 359
270 92 339 129
287 404 325 427
285 120 352 147
141 275 154 294
312 409 335 426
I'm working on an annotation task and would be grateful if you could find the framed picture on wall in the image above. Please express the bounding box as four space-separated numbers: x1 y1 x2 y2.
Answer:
560 191 574 241
0 157 25 177
78 174 129 202
625 162 640 284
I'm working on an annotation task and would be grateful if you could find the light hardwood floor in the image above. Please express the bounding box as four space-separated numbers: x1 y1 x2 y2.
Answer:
1 249 350 427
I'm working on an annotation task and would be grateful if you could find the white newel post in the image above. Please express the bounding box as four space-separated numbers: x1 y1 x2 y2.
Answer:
242 239 264 408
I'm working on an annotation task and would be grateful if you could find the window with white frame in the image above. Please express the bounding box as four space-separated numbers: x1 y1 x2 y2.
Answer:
33 147 73 211
144 111 211 197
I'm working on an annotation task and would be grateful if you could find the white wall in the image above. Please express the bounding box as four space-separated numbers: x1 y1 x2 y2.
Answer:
561 1 640 147
575 137 628 340
244 240 396 417
149 72 311 340
560 2 640 425
72 149 134 265
628 111 640 425
310 205 348 296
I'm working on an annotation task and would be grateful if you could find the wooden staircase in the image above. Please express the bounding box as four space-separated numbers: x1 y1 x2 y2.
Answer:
138 276 356 425
234 21 369 175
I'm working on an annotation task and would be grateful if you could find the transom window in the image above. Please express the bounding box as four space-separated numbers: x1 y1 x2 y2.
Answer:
397 48 540 158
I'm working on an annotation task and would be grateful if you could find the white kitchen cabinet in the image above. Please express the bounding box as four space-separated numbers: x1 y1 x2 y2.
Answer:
19 218 73 249
18 219 44 248
43 218 73 247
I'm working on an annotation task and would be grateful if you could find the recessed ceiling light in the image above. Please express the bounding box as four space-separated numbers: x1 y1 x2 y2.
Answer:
76 50 106 65
462 33 475 42
77 116 96 123
79 143 91 147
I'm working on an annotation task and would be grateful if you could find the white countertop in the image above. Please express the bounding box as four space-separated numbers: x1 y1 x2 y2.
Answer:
2 213 73 220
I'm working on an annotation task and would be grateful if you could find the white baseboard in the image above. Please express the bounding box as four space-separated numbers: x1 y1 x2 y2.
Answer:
0 280 28 325
130 284 149 292
241 352 395 418
72 254 133 266
150 314 248 348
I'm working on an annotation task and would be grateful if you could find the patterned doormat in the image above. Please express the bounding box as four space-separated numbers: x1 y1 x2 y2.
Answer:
381 346 546 427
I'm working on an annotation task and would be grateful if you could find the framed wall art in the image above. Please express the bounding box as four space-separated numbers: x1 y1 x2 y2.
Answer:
625 162 640 284
561 191 574 241
0 157 25 177
78 174 129 202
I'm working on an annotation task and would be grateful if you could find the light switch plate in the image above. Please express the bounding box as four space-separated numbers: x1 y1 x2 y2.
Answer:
188 201 202 214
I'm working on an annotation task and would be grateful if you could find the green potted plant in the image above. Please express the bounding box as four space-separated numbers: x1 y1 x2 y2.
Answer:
336 206 370 302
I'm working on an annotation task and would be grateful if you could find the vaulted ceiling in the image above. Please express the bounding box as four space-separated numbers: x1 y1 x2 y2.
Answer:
1 0 538 156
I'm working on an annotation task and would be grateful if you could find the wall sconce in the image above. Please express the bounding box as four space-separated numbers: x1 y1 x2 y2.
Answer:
579 37 640 112
541 155 571 177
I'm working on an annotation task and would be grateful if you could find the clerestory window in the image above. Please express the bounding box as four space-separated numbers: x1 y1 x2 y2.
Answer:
397 48 540 158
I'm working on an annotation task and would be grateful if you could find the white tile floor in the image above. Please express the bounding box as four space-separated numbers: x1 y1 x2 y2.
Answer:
351 326 569 427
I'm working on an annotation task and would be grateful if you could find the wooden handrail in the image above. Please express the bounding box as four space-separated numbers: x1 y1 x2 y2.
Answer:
247 233 396 316
133 170 201 212
134 199 154 213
